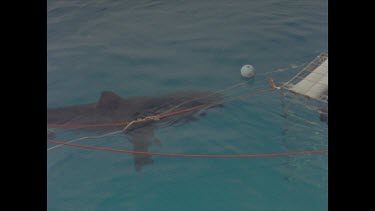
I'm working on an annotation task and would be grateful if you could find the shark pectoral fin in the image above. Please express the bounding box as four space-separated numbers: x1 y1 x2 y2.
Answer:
127 127 156 172
133 144 154 172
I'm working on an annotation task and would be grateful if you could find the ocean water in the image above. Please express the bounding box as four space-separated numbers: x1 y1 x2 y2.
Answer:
47 0 328 210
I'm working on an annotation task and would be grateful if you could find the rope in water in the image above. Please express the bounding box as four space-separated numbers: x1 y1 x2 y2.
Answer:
160 82 247 115
46 87 275 151
46 62 319 154
46 121 137 151
47 61 308 129
47 139 327 158
47 87 275 129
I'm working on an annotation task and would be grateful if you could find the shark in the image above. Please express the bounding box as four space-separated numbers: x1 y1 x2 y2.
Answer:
47 90 223 171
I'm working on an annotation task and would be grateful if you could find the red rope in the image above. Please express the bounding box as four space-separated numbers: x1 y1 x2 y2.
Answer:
47 139 327 158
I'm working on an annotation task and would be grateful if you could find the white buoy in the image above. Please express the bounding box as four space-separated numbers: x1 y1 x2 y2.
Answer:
241 64 255 78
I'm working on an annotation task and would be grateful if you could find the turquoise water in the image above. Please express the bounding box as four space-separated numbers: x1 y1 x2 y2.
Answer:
47 0 328 210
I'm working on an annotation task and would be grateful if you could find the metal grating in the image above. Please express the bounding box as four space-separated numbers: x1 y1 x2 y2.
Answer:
283 53 328 103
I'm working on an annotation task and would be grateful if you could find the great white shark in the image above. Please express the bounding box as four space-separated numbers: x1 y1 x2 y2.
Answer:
47 90 223 171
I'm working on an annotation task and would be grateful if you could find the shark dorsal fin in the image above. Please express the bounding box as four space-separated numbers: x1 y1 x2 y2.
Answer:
97 91 123 110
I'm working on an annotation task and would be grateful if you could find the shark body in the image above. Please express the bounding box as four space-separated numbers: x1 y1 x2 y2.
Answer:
47 91 223 171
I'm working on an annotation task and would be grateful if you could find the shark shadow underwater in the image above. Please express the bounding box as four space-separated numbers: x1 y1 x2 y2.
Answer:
47 91 224 171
